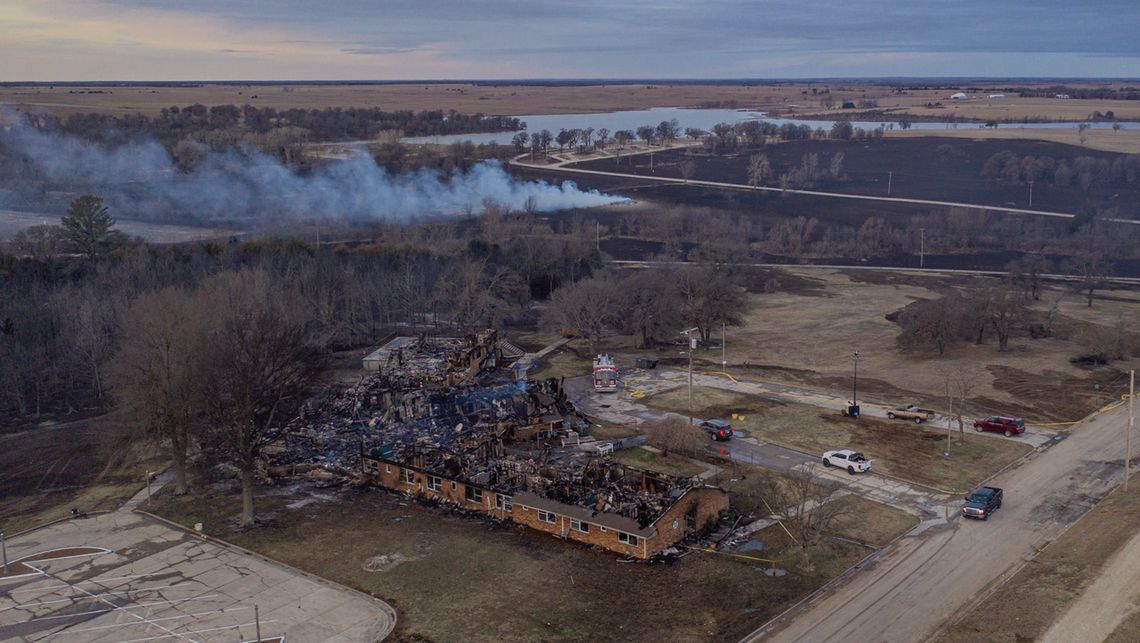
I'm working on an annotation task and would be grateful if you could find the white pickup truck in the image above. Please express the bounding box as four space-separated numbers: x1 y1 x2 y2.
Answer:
822 449 872 474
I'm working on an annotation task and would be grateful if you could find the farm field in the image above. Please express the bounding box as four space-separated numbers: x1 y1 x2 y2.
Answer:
3 81 1137 122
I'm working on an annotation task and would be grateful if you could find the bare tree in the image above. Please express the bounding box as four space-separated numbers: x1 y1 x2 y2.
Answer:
196 271 321 527
542 277 623 354
747 154 771 188
757 464 849 551
678 159 697 182
108 286 204 495
645 416 704 458
989 286 1029 351
1068 250 1112 308
945 367 983 441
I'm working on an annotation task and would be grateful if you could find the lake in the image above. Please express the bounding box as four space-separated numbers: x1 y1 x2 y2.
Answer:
402 107 1136 146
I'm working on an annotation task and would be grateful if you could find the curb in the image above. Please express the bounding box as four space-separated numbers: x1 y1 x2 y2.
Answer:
5 510 114 540
134 508 398 641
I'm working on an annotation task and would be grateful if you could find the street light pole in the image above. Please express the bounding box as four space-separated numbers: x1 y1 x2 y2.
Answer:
721 321 726 372
681 328 699 424
852 351 860 410
1128 369 1135 490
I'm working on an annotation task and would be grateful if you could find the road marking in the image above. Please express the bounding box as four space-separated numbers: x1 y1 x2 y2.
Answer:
24 563 195 642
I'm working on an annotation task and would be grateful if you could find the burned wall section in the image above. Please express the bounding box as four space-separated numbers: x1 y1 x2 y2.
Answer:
274 329 728 559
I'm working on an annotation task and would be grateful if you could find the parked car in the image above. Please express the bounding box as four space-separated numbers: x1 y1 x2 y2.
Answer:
822 449 872 474
700 419 734 441
962 486 1003 520
973 415 1026 437
887 404 936 424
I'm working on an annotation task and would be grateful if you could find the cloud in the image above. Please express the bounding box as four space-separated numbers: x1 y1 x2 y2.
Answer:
1 0 1138 79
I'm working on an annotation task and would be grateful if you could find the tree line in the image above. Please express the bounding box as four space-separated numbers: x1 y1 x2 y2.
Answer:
0 196 600 429
51 105 521 149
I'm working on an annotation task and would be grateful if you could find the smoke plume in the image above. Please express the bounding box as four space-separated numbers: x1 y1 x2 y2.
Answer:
0 117 628 224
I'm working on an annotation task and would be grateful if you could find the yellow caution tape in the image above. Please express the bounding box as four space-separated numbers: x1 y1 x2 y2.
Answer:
701 371 739 383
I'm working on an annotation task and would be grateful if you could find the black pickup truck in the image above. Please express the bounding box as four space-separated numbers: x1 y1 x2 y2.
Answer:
962 486 1003 520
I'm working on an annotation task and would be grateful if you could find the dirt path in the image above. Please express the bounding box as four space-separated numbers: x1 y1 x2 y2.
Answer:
744 401 1133 643
1039 528 1140 643
511 156 1140 226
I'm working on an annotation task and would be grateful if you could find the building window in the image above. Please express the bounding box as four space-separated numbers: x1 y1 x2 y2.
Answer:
427 476 442 492
570 519 589 533
618 532 639 546
404 469 415 484
537 510 557 524
600 526 607 533
465 486 483 503
496 495 513 512
385 464 392 473
451 481 457 491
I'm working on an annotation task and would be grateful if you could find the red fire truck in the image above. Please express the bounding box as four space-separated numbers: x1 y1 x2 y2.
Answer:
593 354 619 393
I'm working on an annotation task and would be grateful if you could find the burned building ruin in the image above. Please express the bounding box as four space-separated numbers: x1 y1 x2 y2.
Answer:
277 330 728 559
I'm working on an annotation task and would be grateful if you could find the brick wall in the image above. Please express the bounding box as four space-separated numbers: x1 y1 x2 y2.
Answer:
645 487 730 555
511 502 648 558
363 456 729 559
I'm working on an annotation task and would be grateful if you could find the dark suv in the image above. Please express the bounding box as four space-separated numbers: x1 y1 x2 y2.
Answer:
700 419 734 441
973 416 1026 437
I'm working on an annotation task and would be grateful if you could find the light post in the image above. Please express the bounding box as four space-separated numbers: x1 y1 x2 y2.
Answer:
681 328 699 423
721 321 727 373
852 351 860 410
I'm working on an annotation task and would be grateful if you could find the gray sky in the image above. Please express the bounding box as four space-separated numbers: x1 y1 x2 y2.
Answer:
1 0 1137 80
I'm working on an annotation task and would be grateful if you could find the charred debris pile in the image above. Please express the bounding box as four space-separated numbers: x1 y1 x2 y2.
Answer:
271 330 704 528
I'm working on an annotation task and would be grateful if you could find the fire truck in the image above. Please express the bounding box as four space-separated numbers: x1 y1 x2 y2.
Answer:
592 354 619 393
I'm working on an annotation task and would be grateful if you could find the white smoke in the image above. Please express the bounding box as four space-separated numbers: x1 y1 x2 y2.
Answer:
0 117 628 223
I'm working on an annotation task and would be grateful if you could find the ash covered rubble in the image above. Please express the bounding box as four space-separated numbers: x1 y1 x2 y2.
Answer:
270 330 728 556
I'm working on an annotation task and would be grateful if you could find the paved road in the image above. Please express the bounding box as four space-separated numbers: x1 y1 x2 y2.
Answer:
565 373 955 518
746 402 1131 643
0 478 396 642
512 157 1139 226
621 367 1057 449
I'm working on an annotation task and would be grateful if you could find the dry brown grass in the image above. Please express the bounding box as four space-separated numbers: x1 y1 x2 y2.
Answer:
613 447 706 478
939 483 1140 643
0 83 821 117
9 82 1134 123
151 481 875 642
644 390 1030 492
711 269 1140 424
889 126 1140 154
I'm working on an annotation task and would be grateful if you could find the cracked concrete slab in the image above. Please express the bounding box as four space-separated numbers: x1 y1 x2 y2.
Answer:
0 481 396 642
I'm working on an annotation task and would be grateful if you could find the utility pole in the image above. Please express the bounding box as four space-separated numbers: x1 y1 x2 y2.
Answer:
920 227 925 268
681 328 699 424
1128 370 1135 490
946 395 953 457
721 321 726 373
887 171 893 196
2 531 7 573
1028 180 1034 208
596 221 600 251
852 351 860 410
255 604 262 642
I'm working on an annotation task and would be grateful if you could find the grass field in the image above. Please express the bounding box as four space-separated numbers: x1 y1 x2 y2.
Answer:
150 477 898 643
613 446 706 478
0 417 158 534
644 387 1032 493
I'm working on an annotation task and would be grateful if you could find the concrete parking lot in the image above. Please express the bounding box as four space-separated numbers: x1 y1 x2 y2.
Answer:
0 485 395 642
